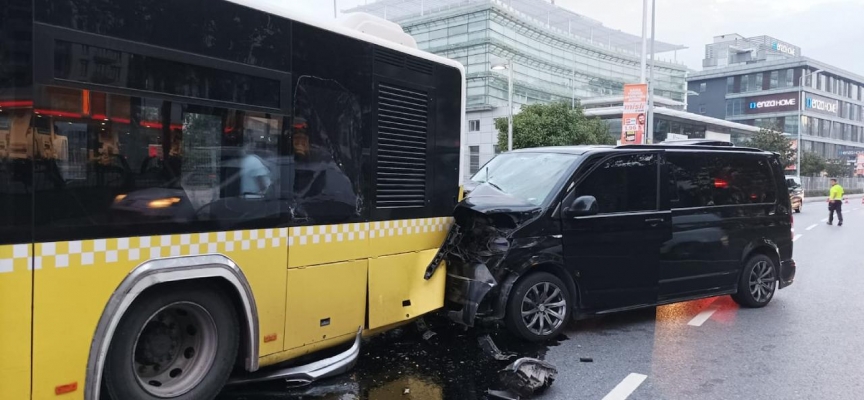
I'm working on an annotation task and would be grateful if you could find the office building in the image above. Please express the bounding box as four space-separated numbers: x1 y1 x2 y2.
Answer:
347 0 689 177
582 94 768 145
688 34 864 166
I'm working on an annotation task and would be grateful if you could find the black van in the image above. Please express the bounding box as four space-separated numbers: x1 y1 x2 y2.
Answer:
429 142 796 341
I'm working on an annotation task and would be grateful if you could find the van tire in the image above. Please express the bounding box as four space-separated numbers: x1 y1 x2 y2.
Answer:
731 254 777 308
103 284 239 400
505 272 571 342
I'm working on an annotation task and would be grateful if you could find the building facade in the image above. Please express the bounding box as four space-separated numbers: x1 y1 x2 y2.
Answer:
688 34 864 166
347 0 689 177
582 95 766 145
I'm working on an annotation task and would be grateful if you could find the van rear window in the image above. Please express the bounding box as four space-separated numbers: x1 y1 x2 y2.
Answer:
668 153 776 208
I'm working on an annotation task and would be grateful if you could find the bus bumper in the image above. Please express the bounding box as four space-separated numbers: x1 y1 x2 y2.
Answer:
227 327 362 387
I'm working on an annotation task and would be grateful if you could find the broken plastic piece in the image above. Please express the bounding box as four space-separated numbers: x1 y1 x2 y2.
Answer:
486 389 520 400
478 334 517 361
421 330 437 341
499 358 558 398
580 357 593 363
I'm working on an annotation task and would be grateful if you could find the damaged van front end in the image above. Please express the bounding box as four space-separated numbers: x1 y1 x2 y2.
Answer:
423 185 559 327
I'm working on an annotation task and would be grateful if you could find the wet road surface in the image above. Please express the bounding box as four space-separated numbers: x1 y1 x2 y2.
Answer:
220 203 864 399
219 316 566 400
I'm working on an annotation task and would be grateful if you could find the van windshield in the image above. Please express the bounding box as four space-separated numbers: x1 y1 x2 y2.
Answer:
470 152 580 205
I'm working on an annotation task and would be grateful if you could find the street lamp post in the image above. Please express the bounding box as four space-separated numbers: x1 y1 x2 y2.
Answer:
646 0 656 144
798 69 823 178
492 61 514 151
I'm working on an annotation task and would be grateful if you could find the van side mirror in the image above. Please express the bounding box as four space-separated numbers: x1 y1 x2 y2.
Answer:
564 195 598 218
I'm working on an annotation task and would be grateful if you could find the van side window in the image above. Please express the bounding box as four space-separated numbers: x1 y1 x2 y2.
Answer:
668 153 776 208
575 153 658 214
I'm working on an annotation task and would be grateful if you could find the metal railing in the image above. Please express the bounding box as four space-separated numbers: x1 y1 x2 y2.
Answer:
801 177 864 194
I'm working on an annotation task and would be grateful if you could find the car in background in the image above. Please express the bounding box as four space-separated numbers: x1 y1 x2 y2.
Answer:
787 175 803 213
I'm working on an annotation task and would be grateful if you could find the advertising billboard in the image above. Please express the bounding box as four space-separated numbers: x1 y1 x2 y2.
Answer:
744 92 799 115
621 84 648 145
804 93 839 116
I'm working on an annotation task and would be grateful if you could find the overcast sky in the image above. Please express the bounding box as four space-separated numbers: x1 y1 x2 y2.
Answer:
294 0 864 76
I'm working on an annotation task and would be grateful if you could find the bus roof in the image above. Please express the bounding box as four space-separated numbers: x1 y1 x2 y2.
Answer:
226 0 466 77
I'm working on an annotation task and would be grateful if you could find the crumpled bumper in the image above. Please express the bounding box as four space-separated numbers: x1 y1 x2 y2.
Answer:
445 262 497 327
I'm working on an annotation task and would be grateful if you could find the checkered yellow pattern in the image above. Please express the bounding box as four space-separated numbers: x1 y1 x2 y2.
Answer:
0 244 30 273
0 218 454 273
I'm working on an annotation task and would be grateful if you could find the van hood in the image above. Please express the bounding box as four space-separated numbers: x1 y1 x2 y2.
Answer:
456 183 543 228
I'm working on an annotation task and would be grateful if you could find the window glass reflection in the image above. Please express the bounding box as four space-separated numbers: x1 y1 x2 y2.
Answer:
32 86 285 241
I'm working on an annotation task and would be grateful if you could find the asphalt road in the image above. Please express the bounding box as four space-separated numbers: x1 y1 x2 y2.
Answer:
541 200 864 400
219 200 864 400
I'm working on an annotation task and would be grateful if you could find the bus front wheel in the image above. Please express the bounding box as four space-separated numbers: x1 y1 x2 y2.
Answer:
103 283 239 400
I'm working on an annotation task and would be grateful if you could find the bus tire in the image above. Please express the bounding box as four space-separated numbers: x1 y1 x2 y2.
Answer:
103 283 239 400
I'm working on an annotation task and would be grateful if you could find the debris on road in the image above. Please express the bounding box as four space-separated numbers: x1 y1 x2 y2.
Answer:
415 318 438 342
487 389 520 400
478 333 517 361
498 357 558 398
580 357 593 363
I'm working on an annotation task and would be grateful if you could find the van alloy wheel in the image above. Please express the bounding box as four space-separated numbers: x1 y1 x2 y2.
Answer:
133 302 219 397
732 254 777 308
748 261 776 303
520 282 567 336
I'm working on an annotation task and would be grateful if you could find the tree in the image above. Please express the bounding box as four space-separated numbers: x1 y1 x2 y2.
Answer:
800 151 826 177
495 102 614 150
746 125 795 167
824 159 854 178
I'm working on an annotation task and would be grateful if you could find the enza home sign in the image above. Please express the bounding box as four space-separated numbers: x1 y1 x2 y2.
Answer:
745 93 799 114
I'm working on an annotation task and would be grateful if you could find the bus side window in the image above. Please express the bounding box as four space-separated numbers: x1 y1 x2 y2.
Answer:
292 77 363 225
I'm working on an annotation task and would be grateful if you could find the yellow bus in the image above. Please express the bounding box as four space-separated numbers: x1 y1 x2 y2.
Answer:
0 1 465 399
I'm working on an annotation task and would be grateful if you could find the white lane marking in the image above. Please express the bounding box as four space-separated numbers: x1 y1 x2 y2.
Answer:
602 373 648 400
821 218 829 222
688 304 721 327
793 234 803 242
806 224 818 231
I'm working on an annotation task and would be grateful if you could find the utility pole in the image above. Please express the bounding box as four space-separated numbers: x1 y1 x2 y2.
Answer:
640 0 648 83
646 0 656 144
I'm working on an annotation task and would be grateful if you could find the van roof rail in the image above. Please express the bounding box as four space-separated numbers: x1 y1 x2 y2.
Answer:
661 139 734 146
616 144 766 153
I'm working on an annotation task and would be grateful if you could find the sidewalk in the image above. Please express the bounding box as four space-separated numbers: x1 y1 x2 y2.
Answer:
804 193 864 203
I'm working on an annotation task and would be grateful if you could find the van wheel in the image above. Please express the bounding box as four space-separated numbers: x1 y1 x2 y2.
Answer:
505 272 571 342
731 255 777 308
795 205 802 213
103 284 239 400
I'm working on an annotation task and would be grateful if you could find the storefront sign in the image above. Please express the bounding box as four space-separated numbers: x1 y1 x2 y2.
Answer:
839 149 864 156
744 93 799 114
771 41 797 56
805 95 839 115
621 83 648 145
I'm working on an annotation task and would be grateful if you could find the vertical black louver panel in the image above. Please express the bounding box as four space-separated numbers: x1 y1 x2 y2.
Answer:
376 83 429 208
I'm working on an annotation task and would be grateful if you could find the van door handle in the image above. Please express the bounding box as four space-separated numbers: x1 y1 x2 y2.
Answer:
644 217 665 226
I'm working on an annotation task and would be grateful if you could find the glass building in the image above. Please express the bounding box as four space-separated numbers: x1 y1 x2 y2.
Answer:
347 0 689 178
688 34 864 167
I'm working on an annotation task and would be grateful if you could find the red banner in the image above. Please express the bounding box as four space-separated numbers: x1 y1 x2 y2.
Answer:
621 84 648 144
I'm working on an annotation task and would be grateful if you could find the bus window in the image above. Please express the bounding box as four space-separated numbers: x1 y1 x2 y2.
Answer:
32 87 288 242
292 76 363 224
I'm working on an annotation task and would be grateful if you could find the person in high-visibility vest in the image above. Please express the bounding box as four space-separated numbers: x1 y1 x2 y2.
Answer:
828 178 844 226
